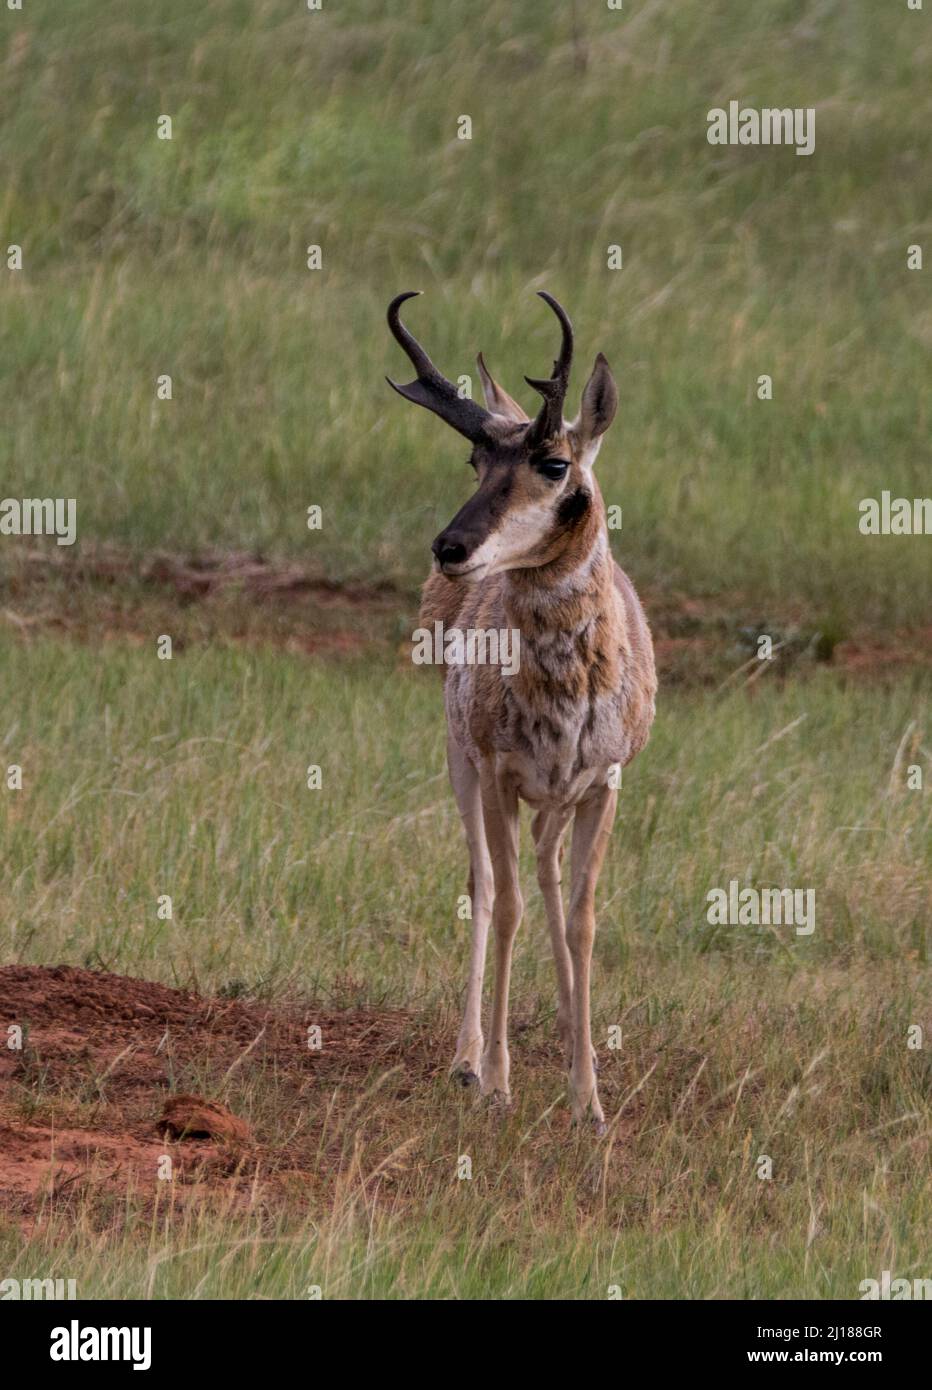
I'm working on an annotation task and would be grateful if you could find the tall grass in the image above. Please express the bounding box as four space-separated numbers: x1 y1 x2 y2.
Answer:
0 635 928 994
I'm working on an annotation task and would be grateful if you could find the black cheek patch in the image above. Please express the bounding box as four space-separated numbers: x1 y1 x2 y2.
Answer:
556 488 591 527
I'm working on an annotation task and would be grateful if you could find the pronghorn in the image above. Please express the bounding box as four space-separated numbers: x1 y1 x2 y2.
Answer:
387 290 656 1131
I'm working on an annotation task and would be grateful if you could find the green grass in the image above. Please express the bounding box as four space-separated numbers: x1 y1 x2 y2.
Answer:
4 1200 930 1300
1 636 929 990
0 638 929 1299
1 0 931 624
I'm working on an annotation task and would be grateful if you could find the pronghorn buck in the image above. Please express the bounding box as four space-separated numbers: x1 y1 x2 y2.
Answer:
388 291 657 1131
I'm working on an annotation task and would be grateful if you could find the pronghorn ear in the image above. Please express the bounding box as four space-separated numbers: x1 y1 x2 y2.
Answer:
476 353 530 424
573 353 618 444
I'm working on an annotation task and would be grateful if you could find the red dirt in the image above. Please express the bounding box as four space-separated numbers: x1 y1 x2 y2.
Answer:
4 545 931 680
7 544 399 606
835 629 932 671
156 1095 253 1144
0 964 425 1227
0 967 737 1235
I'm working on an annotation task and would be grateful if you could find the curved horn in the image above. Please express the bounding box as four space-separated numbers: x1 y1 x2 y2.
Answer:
524 291 574 447
386 292 492 442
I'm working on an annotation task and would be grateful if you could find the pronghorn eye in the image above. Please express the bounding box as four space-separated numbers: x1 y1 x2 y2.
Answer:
538 459 569 481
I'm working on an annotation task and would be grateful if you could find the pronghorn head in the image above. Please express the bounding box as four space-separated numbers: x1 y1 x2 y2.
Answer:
387 291 618 581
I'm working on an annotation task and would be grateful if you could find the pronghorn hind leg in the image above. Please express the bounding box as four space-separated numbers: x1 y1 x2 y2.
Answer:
531 809 574 1066
566 784 617 1132
447 734 493 1086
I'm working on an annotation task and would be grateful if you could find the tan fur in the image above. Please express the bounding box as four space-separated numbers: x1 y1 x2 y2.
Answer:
420 480 656 786
422 464 656 1125
395 294 656 1126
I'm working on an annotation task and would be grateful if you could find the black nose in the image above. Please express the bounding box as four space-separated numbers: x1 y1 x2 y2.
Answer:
431 534 469 568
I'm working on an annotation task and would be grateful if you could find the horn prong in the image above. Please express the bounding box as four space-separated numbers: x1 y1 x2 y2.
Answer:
526 292 574 446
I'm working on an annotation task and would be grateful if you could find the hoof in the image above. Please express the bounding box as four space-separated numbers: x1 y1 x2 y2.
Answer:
449 1061 481 1088
571 1114 607 1138
480 1087 512 1111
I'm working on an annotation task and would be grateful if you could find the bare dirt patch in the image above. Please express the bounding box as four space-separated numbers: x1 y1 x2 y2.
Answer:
0 965 660 1234
2 545 401 657
6 544 398 606
0 964 427 1227
4 544 931 681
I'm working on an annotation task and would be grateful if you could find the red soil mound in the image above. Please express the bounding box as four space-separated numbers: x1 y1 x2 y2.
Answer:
156 1095 253 1144
0 964 426 1226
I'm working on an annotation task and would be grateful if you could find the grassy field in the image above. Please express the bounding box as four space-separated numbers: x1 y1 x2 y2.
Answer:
0 637 929 990
0 0 930 1301
0 638 929 1297
1 0 931 625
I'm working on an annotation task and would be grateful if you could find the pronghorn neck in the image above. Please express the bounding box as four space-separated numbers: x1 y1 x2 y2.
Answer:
501 491 613 643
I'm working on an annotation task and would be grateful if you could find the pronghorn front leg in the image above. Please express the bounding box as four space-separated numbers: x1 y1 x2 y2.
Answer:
447 735 493 1086
566 783 617 1132
531 809 574 1065
478 764 522 1103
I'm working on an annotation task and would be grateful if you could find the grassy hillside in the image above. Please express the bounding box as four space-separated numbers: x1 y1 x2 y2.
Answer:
2 0 930 625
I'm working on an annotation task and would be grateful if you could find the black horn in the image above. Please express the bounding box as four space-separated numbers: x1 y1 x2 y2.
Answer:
524 291 574 447
386 292 493 442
